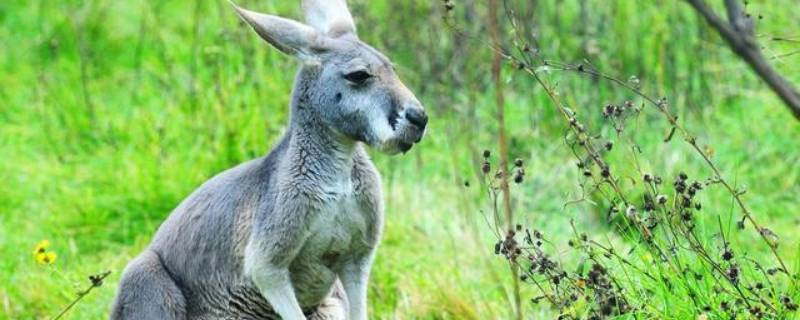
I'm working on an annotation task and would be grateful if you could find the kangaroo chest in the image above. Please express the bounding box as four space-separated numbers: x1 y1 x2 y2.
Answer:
289 180 372 306
304 183 370 260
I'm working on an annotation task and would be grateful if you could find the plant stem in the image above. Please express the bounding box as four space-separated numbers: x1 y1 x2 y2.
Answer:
486 1 521 319
52 271 111 320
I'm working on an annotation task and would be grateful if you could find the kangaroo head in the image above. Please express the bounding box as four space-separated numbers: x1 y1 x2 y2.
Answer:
232 0 427 155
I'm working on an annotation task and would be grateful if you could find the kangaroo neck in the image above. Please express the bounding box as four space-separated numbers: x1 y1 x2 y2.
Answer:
282 104 358 187
280 66 362 185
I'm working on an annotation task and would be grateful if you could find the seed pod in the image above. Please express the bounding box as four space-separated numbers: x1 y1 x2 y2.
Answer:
625 206 637 218
513 169 524 184
674 181 686 193
722 249 733 261
601 167 610 178
767 268 779 276
781 295 798 311
603 105 615 117
726 264 740 284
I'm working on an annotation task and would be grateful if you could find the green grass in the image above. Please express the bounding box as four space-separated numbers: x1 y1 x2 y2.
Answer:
1 0 799 319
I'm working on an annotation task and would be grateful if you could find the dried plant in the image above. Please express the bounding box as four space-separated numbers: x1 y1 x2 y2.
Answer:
446 0 800 318
52 271 112 320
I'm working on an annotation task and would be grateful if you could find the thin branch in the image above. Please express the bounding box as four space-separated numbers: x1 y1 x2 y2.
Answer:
685 0 800 120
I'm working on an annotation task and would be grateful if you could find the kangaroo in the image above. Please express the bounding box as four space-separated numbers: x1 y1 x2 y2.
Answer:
110 1 427 319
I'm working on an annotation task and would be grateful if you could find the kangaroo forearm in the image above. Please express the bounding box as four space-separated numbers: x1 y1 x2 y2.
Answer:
251 267 306 320
338 255 373 320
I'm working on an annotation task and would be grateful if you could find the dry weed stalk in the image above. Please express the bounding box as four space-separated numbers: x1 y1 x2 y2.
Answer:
444 0 799 318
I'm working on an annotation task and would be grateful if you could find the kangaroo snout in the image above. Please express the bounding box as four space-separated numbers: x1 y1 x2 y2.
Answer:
381 98 427 154
399 102 427 151
405 107 428 130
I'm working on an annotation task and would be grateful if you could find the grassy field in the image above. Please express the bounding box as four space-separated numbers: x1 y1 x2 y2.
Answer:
1 0 799 319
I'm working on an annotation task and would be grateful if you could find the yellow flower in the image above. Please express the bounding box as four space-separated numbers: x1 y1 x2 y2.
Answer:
35 251 57 265
32 240 56 265
32 240 50 256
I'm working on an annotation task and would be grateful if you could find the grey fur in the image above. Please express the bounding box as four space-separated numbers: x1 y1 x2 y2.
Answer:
110 1 426 319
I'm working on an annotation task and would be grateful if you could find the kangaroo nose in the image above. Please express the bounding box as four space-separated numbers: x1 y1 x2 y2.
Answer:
405 108 428 129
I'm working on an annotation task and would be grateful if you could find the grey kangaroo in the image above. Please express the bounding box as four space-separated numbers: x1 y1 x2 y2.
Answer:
110 1 427 319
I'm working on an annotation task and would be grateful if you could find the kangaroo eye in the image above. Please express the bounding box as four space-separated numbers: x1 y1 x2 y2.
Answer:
343 70 371 84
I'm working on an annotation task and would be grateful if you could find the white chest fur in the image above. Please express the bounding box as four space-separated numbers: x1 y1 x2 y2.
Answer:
305 178 369 259
287 178 371 307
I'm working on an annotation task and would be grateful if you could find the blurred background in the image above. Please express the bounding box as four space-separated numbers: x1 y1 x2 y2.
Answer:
1 0 798 318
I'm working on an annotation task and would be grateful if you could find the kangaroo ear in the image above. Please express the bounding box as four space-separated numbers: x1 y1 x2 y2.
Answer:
302 0 356 37
231 2 321 57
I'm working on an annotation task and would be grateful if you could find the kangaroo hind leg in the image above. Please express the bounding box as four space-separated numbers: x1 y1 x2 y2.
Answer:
110 250 186 320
